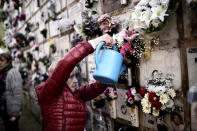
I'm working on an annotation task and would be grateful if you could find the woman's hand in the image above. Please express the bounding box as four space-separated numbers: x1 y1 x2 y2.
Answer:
92 34 113 46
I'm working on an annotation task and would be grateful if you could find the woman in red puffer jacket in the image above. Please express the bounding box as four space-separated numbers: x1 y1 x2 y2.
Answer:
35 34 113 131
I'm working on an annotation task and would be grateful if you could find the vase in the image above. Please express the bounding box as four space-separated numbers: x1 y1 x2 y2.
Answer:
143 32 160 60
130 106 139 127
127 68 132 86
109 100 116 119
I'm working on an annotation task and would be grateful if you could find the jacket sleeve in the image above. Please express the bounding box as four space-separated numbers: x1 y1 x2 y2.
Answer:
6 68 23 116
75 82 108 102
36 41 94 102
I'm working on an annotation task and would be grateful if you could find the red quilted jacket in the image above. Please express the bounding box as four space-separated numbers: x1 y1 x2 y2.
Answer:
36 41 108 131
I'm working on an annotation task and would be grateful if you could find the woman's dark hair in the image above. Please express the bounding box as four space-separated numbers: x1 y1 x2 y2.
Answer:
171 112 183 122
0 52 12 62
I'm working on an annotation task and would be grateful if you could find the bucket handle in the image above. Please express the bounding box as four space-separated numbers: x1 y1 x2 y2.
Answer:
95 42 106 69
95 42 117 69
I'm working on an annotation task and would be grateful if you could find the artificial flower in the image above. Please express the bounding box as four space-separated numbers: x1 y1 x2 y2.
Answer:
130 87 136 95
151 6 168 22
159 94 169 104
134 93 142 101
143 106 151 114
166 99 174 108
152 109 160 116
167 88 176 98
104 87 118 101
128 97 134 104
140 87 147 95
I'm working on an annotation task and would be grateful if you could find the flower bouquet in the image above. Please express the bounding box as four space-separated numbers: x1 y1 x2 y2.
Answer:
125 87 142 108
81 9 101 39
130 0 179 59
113 27 145 67
125 87 141 127
104 87 118 101
140 70 176 117
103 87 118 118
98 14 119 35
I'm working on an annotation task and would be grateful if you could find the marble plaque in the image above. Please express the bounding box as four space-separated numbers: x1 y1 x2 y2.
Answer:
55 0 62 13
187 47 197 87
140 49 182 90
68 3 82 24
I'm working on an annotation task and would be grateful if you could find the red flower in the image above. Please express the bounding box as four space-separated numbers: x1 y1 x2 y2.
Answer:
148 92 157 103
148 92 162 110
154 100 162 110
140 87 147 95
14 3 17 7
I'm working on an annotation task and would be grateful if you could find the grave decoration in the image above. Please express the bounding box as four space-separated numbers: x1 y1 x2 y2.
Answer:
140 70 176 117
130 0 179 59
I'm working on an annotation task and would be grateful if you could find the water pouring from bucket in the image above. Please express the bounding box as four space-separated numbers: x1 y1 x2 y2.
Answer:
93 42 126 85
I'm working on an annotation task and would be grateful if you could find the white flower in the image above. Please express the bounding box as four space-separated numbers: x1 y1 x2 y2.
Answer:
148 85 166 93
152 19 161 27
159 94 169 104
141 97 151 107
149 0 160 7
167 89 176 98
113 31 124 47
132 20 147 30
151 6 168 22
160 0 169 5
137 0 150 5
166 99 174 108
161 104 166 110
141 8 152 27
130 88 136 95
142 106 151 114
153 109 160 116
132 9 143 20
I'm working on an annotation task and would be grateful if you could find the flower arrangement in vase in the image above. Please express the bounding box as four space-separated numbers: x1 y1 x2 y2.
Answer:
130 0 179 59
140 70 176 117
114 27 146 67
103 87 118 119
125 87 142 108
104 87 118 101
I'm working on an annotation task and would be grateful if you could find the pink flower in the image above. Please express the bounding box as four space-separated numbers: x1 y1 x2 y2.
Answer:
126 90 132 98
130 88 136 95
120 48 126 55
123 28 138 43
122 43 131 50
128 97 134 104
130 49 135 55
98 14 119 33
134 93 142 101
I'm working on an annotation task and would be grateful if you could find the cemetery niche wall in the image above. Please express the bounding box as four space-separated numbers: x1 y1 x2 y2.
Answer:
1 0 196 131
